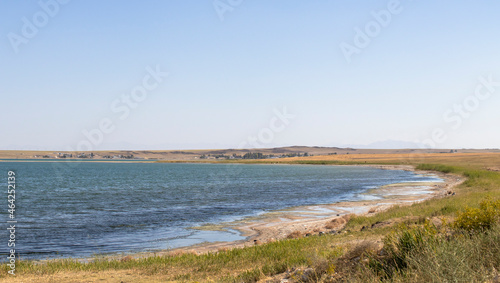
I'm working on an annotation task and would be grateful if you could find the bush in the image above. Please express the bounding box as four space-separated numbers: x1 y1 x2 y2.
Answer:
454 197 500 232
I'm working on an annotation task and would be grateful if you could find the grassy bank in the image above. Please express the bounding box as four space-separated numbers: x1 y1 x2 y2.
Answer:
3 154 500 282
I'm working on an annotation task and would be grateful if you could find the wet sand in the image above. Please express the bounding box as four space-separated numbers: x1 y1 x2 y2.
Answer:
155 165 464 256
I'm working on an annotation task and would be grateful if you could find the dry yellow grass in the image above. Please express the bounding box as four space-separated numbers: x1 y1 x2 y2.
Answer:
0 270 168 283
2 148 499 163
278 152 500 170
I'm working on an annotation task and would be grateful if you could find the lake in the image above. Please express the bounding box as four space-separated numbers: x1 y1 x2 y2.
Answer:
0 162 440 260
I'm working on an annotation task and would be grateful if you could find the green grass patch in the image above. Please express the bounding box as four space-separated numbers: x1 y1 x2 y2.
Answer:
3 235 344 282
415 163 461 173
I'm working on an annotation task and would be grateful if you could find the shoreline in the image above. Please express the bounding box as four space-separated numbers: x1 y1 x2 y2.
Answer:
142 165 464 258
22 164 465 263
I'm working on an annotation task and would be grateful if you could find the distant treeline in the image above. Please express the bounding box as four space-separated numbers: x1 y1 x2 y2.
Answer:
199 152 310 160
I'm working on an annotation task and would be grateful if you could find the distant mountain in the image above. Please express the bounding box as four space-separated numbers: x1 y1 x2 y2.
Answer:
1 140 428 151
338 140 426 149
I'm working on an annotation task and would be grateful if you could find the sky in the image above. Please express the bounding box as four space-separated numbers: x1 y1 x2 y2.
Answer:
1 0 500 150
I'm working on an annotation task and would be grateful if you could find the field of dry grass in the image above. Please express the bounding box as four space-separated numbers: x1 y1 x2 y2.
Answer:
1 147 499 162
275 152 500 171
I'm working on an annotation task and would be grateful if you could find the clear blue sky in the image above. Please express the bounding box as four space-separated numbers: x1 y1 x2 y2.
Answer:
1 0 499 150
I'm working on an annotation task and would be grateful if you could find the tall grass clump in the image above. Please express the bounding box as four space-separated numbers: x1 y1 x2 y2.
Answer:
349 197 500 282
347 224 500 282
367 222 440 278
390 223 500 282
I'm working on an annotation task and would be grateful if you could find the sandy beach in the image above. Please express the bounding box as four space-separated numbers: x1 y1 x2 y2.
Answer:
155 165 464 257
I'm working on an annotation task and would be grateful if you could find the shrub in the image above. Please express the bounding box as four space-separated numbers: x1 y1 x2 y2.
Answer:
454 197 500 232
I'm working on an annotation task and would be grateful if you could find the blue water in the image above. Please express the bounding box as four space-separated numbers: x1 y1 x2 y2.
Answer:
0 162 440 260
